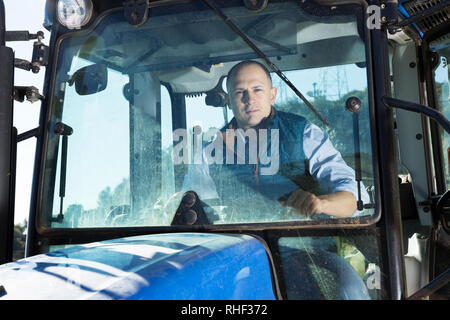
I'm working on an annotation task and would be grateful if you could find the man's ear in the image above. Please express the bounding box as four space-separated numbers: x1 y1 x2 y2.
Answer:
270 87 277 104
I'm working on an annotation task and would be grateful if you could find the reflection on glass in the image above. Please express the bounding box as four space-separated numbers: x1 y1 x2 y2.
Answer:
433 51 450 187
278 235 386 300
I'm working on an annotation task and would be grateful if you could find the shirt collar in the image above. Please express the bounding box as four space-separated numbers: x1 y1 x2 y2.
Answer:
224 106 277 131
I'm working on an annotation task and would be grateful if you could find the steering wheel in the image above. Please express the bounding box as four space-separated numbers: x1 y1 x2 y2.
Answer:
171 191 218 226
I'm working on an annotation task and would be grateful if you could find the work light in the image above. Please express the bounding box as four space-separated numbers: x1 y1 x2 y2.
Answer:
56 0 93 29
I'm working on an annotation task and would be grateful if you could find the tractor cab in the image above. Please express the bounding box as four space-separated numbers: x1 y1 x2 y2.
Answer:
0 0 449 300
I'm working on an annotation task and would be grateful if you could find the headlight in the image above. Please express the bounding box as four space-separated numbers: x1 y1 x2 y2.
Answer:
56 0 93 29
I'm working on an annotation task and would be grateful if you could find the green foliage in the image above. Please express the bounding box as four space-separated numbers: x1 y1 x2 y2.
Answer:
97 186 113 209
276 88 372 156
96 178 130 210
58 178 130 227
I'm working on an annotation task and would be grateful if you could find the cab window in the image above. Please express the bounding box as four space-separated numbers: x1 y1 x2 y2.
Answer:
43 0 377 228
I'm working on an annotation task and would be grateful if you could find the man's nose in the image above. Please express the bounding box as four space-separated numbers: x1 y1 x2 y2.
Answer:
241 90 254 104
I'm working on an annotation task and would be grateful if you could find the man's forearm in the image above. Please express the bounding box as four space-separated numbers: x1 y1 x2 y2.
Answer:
282 189 357 218
318 191 357 218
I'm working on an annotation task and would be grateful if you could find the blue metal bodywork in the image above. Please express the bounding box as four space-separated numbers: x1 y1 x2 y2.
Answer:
0 233 276 299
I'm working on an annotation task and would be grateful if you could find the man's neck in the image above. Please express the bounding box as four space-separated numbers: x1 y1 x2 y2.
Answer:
234 106 276 131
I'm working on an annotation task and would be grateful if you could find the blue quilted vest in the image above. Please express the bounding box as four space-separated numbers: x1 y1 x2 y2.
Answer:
208 107 324 207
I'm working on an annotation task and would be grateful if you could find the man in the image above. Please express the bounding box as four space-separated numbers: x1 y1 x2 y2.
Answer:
183 60 369 219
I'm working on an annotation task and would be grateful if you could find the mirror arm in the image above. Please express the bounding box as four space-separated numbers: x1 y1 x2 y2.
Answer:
13 86 44 103
17 126 41 143
382 96 450 134
5 30 43 42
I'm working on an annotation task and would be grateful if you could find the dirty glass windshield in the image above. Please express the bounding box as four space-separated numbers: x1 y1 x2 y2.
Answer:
42 0 376 228
431 35 450 190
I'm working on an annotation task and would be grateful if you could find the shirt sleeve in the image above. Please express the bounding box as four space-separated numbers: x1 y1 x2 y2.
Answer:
303 122 370 217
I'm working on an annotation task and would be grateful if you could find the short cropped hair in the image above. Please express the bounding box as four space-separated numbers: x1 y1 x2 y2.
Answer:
226 60 273 92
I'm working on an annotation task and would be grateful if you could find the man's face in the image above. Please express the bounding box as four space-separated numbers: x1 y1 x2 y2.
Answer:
227 64 277 129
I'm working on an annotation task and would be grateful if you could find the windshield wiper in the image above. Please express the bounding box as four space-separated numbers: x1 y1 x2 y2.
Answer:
243 15 297 55
202 0 329 127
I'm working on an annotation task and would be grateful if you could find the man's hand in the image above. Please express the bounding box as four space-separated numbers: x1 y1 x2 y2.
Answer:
279 189 357 218
280 189 323 218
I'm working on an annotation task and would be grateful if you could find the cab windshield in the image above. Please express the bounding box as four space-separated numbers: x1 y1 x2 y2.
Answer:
432 33 450 190
42 0 376 228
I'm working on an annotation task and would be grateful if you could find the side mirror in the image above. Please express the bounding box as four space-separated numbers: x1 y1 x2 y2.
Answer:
69 64 108 95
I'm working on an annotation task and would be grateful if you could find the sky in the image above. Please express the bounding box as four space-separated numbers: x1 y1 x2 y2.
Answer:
4 0 50 224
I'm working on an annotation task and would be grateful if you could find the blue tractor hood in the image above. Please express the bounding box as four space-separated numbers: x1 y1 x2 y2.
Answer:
0 233 276 300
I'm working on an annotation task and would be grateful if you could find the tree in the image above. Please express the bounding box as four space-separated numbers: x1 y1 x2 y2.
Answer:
277 88 371 156
276 89 374 180
63 204 84 228
97 186 113 209
112 178 130 204
13 220 27 261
